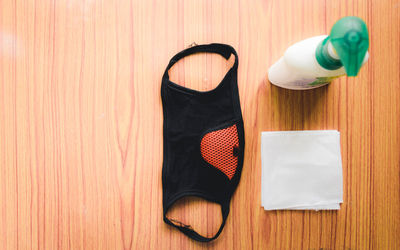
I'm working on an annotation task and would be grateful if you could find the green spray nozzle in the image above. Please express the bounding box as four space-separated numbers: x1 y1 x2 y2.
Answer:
316 16 369 76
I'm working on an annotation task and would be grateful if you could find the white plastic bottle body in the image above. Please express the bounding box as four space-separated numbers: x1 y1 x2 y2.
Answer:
268 35 368 90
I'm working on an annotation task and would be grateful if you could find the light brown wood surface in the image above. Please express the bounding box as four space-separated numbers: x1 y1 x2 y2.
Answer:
1 0 399 249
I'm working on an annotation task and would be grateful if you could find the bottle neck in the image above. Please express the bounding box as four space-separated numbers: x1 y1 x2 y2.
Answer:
316 37 343 70
327 42 340 59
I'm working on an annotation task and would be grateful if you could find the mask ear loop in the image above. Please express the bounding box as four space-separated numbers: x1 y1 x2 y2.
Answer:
163 201 230 242
162 43 238 81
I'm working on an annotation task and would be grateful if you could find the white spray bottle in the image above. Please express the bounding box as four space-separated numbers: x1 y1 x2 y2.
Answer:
268 16 370 90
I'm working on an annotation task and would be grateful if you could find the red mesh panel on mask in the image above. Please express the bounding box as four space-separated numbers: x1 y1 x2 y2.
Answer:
200 124 239 180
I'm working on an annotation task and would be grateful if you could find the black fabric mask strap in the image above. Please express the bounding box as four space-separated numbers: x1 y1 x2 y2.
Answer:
163 43 238 79
163 201 230 242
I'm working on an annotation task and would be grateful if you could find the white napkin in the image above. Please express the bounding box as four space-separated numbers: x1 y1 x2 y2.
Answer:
261 130 343 210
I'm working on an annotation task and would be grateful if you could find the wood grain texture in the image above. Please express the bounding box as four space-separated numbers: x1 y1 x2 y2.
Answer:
0 0 399 249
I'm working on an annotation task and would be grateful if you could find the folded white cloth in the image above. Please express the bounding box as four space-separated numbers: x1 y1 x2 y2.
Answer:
261 130 343 210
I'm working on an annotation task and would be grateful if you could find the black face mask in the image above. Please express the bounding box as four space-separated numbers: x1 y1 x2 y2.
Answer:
161 43 245 242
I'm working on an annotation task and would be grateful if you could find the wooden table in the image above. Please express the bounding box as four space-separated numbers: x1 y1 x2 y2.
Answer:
1 0 399 249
